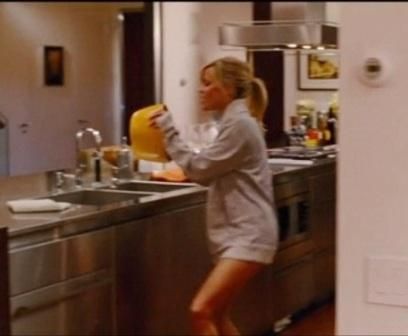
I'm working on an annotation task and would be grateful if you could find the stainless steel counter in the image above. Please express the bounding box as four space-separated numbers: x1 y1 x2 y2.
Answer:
5 188 207 250
1 158 335 248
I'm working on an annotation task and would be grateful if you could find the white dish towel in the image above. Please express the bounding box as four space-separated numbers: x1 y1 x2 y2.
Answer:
7 199 71 213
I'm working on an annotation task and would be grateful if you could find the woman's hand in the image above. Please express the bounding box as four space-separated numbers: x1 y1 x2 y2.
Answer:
148 105 168 129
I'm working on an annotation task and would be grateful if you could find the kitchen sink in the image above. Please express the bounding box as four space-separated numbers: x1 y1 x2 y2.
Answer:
46 189 155 206
111 181 196 193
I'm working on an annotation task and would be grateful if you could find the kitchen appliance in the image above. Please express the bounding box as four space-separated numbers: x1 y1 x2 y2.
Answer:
275 174 310 248
219 2 338 50
129 104 169 163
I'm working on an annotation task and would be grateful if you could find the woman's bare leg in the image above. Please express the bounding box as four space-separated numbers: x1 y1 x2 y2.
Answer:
190 258 264 335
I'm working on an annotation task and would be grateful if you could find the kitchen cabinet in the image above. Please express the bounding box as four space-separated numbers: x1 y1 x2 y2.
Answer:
10 272 114 336
115 203 211 335
231 264 274 335
309 168 336 303
0 227 10 336
9 227 115 335
270 254 315 320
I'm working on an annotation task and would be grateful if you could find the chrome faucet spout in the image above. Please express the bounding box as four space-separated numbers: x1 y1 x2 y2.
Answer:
75 127 103 183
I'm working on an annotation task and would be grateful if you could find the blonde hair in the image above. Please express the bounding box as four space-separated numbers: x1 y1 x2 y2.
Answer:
201 57 268 128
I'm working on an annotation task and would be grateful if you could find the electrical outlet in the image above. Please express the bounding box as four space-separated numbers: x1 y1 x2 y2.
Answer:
367 256 408 307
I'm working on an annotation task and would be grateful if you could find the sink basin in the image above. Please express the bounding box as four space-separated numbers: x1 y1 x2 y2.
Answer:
47 189 155 206
111 181 196 193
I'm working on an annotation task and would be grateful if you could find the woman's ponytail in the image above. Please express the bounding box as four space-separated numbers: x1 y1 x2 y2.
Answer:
247 77 268 130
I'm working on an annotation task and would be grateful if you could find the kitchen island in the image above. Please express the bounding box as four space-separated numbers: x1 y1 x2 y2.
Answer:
0 157 336 335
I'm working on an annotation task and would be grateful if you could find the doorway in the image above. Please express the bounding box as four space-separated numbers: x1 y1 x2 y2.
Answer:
121 3 155 140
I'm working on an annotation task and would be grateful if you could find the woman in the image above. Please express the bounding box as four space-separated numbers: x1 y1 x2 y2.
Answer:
150 56 278 335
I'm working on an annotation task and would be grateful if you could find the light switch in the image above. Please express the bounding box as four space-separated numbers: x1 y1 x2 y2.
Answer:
367 256 408 307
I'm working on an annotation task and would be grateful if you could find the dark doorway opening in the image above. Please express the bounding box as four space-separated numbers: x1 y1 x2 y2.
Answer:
252 2 287 148
122 3 155 140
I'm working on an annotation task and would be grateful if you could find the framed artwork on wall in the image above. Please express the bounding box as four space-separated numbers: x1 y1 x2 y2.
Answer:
44 46 64 86
298 49 339 90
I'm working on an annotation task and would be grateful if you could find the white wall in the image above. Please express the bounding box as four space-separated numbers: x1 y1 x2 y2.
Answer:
161 2 250 130
195 2 251 67
0 2 142 175
338 3 408 334
161 2 202 131
326 2 340 23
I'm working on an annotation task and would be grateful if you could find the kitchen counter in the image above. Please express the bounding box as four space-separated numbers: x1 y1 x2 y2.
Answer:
2 157 336 335
0 169 205 243
2 158 334 246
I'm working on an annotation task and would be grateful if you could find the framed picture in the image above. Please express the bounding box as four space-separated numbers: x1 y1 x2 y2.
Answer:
298 49 339 90
44 46 64 86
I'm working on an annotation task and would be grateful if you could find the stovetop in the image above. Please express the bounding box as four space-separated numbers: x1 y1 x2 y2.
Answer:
267 145 337 160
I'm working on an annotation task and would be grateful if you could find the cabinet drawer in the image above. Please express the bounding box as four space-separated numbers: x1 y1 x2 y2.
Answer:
9 227 113 296
313 249 335 303
11 270 114 336
274 178 308 201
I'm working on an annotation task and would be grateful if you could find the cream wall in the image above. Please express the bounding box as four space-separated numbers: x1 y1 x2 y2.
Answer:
337 3 408 334
0 2 250 175
0 2 142 175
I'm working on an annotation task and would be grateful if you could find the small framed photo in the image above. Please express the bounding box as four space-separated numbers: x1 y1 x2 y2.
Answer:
298 49 339 90
44 46 64 86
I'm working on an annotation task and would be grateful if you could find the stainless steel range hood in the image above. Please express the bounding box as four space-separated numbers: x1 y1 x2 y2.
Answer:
219 2 338 50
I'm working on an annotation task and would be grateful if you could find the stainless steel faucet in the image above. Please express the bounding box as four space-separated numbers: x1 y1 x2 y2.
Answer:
75 127 103 184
